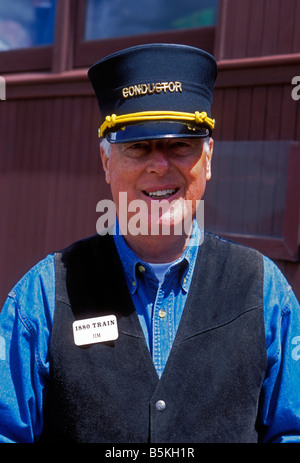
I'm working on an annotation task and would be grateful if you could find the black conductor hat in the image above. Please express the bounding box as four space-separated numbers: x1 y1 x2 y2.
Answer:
88 43 217 143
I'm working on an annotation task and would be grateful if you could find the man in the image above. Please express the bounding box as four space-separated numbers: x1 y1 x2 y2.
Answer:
0 44 300 443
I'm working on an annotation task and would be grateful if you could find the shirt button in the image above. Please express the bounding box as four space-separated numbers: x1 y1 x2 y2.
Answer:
138 265 146 274
159 309 167 319
155 400 166 411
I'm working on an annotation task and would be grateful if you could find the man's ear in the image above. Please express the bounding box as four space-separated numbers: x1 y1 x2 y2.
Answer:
100 144 111 184
205 138 214 181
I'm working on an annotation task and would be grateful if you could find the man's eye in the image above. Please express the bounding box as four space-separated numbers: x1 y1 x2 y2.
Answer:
171 140 191 147
173 141 189 147
174 140 188 145
124 142 150 157
131 143 148 149
170 141 193 153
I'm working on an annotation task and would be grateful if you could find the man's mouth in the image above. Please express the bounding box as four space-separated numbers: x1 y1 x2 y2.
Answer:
143 188 179 199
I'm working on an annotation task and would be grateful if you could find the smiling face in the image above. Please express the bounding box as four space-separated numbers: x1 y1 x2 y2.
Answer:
100 136 213 261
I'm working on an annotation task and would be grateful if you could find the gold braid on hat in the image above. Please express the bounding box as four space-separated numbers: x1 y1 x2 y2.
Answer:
98 110 215 138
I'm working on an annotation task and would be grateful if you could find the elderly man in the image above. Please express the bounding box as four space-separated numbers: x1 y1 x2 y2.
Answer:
0 44 300 443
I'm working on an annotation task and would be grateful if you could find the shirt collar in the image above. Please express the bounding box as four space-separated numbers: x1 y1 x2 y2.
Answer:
113 218 201 294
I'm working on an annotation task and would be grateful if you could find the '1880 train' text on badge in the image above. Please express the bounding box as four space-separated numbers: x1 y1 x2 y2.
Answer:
73 315 118 346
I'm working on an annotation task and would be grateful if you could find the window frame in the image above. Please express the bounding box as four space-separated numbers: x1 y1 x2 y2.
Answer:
213 142 300 262
0 0 60 74
0 46 53 74
0 0 217 74
73 0 217 68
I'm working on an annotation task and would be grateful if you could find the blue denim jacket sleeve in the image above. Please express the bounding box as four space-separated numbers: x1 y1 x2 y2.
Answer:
0 252 300 442
260 256 300 442
0 254 55 443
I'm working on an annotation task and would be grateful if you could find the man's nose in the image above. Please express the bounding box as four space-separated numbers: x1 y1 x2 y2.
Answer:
145 149 171 175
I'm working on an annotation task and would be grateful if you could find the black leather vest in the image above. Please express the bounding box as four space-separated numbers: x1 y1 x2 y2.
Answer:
42 232 267 442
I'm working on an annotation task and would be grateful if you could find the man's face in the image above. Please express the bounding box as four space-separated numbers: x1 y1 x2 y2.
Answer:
101 137 213 235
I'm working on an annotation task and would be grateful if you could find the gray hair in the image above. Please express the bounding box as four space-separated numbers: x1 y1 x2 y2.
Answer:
100 138 112 157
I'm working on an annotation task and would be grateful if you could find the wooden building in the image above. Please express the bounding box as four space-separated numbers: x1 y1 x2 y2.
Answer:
0 0 299 306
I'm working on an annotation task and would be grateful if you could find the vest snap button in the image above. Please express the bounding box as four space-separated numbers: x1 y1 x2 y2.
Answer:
155 400 166 411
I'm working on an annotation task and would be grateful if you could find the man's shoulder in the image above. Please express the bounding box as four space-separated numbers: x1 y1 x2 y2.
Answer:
57 233 114 255
201 231 265 288
9 253 55 298
54 233 124 311
55 233 117 271
4 254 55 326
203 231 262 259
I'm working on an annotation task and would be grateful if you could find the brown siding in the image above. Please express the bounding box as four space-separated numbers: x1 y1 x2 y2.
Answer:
210 55 300 298
215 0 300 59
213 68 300 142
0 90 111 306
1 75 299 305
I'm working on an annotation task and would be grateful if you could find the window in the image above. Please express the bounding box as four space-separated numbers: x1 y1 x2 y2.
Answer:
0 0 218 73
84 0 218 41
0 0 56 51
74 0 218 68
205 141 300 261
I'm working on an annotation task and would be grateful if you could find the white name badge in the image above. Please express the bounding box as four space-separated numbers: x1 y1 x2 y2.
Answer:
73 315 118 346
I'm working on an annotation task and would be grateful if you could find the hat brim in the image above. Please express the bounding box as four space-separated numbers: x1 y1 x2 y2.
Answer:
106 121 210 144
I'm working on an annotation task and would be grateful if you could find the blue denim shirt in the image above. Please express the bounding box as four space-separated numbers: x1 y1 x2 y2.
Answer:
0 224 300 442
113 219 200 378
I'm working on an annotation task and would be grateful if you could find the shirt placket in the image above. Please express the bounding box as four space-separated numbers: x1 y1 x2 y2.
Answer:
152 280 175 378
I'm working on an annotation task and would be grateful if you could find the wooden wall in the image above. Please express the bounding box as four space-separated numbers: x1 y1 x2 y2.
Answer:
215 0 300 59
0 0 299 306
211 0 300 297
0 84 111 306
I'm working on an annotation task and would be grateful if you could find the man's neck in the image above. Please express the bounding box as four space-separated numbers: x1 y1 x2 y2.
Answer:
119 225 193 263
